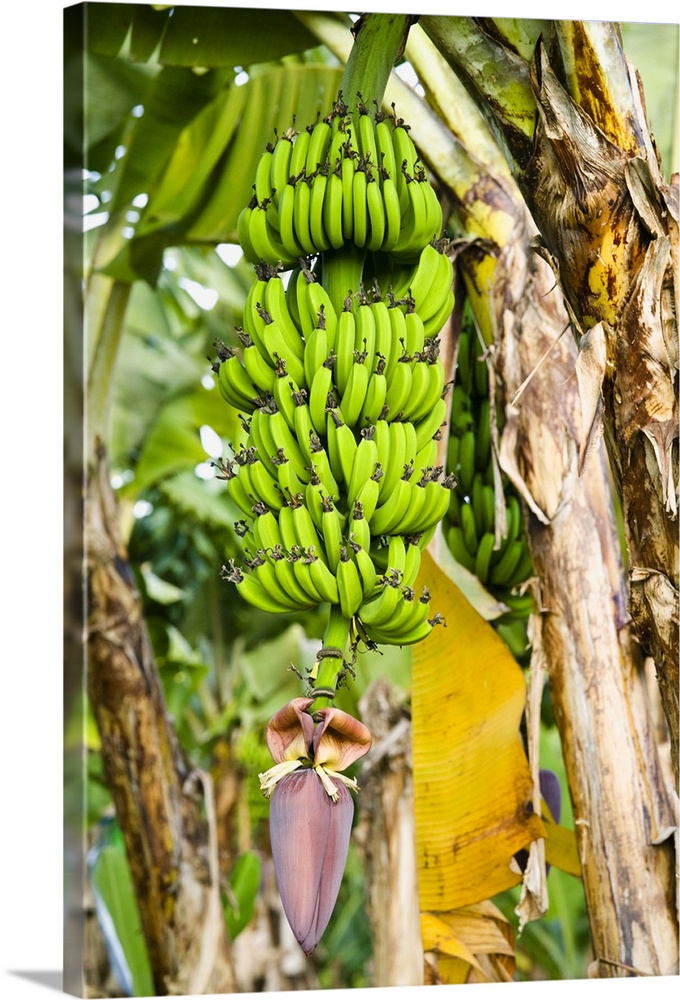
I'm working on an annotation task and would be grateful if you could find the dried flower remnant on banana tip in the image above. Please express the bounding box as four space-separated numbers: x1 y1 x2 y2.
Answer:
259 697 372 955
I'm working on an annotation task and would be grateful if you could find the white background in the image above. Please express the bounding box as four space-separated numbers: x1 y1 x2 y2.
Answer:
1 0 677 997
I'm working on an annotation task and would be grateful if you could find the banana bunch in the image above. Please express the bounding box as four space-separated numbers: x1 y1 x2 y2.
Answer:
216 91 456 649
444 310 534 662
237 93 449 276
216 264 453 646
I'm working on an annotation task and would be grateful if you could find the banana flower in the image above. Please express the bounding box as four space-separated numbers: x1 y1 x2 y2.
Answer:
259 697 372 955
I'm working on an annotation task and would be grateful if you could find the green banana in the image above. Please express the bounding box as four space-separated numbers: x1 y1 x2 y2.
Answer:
263 274 305 362
309 163 332 252
270 133 294 203
366 174 386 252
326 409 357 488
217 349 260 412
303 324 330 389
239 331 277 395
308 361 334 438
336 545 364 618
305 116 332 175
360 361 388 427
290 125 311 178
346 429 379 507
352 162 369 248
339 360 370 428
323 158 345 250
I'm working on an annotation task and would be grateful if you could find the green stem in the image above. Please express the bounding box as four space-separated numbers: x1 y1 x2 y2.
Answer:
340 13 414 116
86 277 132 460
310 605 352 710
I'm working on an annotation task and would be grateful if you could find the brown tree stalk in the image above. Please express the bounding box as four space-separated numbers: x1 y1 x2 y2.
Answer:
523 41 679 778
356 680 423 987
421 14 679 783
86 442 235 996
490 212 678 977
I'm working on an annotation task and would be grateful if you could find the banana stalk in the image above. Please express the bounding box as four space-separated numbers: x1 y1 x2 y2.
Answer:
310 605 353 711
309 12 415 696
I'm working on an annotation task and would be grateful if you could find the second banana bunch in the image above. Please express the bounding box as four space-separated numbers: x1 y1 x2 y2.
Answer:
444 309 534 663
217 92 456 649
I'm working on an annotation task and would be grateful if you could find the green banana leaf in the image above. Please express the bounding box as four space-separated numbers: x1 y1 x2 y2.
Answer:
86 3 322 68
84 2 139 57
89 824 154 997
82 52 154 172
107 244 246 480
109 64 233 214
98 62 343 283
224 851 262 940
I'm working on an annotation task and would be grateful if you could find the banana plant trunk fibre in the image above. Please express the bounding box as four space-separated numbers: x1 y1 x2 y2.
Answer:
356 679 423 987
522 40 679 781
420 15 679 782
490 219 678 977
86 444 235 996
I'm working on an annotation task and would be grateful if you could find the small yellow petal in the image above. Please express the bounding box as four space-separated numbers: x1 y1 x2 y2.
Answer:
314 765 340 801
259 759 303 796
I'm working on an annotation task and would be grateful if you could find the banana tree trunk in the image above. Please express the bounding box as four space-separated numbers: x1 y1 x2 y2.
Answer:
356 679 423 987
83 261 236 993
86 442 236 995
491 218 678 977
392 20 678 978
522 38 679 780
420 14 679 785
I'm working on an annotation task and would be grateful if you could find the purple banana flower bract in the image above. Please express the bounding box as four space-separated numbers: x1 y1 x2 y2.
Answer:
270 770 354 956
260 697 372 955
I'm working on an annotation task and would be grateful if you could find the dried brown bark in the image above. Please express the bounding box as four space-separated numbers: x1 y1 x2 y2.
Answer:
355 680 423 987
86 442 235 996
420 14 679 787
521 44 679 779
485 204 678 977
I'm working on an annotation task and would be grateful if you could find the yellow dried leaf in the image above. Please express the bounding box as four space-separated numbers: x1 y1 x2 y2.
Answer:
420 912 484 971
422 905 516 985
544 817 582 878
412 550 545 911
433 908 515 956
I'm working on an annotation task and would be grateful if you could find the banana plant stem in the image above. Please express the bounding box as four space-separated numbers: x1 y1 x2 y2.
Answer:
310 605 353 710
341 13 414 118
